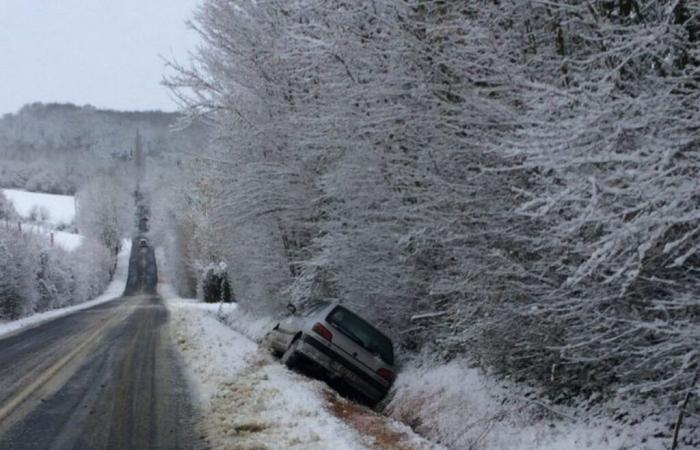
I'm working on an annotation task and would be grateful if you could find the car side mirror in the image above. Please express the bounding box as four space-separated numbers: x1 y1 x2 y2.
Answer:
286 303 297 315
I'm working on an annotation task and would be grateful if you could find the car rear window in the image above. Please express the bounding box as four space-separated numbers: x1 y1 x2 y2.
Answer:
326 306 394 365
302 301 330 316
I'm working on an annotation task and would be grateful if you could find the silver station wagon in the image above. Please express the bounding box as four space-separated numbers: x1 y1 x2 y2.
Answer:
266 301 396 405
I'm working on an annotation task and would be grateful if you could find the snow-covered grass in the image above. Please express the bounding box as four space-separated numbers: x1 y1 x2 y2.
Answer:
218 306 278 343
386 359 675 450
18 222 84 251
161 281 686 450
165 295 253 403
163 287 369 449
0 239 130 340
2 189 83 251
2 188 76 227
162 284 438 450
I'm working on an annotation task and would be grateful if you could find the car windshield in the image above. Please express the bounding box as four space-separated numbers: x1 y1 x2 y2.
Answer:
326 306 394 365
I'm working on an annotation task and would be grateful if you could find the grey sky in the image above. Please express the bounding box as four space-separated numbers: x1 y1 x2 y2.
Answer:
0 0 200 114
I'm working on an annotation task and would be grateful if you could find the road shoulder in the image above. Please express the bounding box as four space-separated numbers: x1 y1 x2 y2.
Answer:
163 286 437 450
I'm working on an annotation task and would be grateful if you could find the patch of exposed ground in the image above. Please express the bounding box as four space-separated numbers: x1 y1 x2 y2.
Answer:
195 354 370 450
324 391 440 450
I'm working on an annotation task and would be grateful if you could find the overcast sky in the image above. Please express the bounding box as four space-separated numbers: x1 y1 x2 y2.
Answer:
0 0 200 115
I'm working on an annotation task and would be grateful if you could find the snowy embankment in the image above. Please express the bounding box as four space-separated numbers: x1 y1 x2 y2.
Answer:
161 284 436 450
2 188 83 251
386 361 673 450
0 239 130 340
177 302 679 450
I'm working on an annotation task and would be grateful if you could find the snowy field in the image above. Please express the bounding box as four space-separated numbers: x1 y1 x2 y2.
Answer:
162 284 436 450
0 240 130 340
17 222 83 251
2 188 83 251
2 189 76 226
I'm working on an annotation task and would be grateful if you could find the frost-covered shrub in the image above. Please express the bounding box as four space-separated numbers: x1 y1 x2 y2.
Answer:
386 358 674 450
70 239 114 303
0 160 78 195
0 229 114 319
0 193 18 221
35 247 74 311
0 230 38 319
28 205 51 223
164 0 700 406
199 262 234 303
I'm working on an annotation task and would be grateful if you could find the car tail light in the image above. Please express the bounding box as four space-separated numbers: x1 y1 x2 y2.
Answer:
376 368 395 383
312 322 333 341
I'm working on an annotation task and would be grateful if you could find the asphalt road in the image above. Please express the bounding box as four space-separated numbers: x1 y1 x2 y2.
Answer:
0 244 197 450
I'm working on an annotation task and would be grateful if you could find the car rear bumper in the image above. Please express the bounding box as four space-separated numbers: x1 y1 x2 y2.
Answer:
297 334 389 403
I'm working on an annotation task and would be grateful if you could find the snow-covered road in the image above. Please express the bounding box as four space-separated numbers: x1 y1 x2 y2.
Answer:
164 288 439 450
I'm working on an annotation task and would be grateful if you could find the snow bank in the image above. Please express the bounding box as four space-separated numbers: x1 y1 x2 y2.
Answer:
386 359 670 450
218 307 278 343
0 239 131 340
164 282 672 450
163 285 441 450
163 285 379 450
203 358 373 450
2 189 76 227
165 293 254 402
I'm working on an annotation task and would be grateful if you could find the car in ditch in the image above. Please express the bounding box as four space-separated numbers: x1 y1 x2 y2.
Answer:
265 301 396 405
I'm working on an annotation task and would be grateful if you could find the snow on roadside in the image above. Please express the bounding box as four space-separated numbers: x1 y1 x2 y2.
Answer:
218 307 278 343
0 239 131 340
165 294 255 403
386 359 670 450
163 286 403 450
163 285 441 450
214 308 441 450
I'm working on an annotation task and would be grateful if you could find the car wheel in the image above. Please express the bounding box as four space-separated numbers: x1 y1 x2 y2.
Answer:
281 337 302 369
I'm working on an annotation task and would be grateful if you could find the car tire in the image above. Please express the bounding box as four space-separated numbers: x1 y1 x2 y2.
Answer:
281 337 302 369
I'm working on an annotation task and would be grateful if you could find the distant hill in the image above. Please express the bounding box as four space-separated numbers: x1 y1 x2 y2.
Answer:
0 102 207 194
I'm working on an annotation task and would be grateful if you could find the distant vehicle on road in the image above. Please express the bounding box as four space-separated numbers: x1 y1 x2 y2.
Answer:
138 237 148 247
266 301 396 405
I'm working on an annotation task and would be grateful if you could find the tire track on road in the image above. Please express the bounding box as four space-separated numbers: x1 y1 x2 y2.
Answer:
0 302 132 433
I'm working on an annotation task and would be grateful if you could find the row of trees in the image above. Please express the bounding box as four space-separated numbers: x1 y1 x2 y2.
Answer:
0 204 114 320
0 168 132 320
0 103 207 195
162 0 699 402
